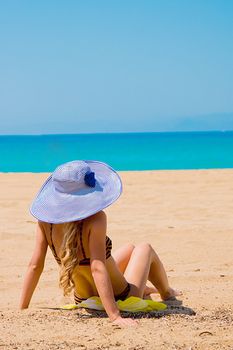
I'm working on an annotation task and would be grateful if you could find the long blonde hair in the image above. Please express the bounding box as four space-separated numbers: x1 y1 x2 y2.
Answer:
59 221 82 296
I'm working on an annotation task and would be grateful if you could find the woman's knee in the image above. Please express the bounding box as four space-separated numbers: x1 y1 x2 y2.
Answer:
135 242 152 253
112 243 135 264
124 243 135 253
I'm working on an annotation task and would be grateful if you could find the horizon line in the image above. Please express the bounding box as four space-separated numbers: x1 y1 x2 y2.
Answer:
0 129 233 137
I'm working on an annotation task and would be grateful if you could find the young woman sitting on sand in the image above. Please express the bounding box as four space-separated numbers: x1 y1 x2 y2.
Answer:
20 160 180 327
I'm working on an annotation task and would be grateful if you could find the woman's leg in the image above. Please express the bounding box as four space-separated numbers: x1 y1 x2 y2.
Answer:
112 243 158 297
112 243 135 273
124 243 180 300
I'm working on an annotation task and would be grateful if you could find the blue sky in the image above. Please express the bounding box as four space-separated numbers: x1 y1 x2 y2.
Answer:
0 0 233 134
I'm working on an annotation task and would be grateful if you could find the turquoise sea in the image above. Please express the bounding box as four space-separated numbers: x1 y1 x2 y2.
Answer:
0 131 233 172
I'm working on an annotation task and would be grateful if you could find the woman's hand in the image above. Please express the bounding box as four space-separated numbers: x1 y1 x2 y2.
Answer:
111 315 138 327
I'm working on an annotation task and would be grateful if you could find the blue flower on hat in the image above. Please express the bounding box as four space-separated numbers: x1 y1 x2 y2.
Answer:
84 171 96 187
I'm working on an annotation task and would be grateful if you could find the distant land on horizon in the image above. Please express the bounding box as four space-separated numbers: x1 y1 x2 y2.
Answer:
170 112 233 132
1 112 233 135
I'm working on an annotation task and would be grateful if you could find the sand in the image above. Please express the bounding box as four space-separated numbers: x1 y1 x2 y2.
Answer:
0 169 233 350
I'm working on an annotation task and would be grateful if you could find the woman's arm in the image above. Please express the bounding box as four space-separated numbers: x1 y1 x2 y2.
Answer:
19 221 48 309
89 211 137 326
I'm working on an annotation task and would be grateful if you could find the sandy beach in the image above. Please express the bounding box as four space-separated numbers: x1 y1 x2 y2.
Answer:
1 169 233 350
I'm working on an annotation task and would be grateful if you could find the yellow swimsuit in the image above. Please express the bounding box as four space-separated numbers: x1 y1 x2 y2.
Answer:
49 223 130 303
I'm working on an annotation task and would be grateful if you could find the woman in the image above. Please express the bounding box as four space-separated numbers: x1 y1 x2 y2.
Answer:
20 160 180 327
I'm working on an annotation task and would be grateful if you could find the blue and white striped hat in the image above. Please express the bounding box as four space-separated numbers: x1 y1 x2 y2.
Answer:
30 160 122 223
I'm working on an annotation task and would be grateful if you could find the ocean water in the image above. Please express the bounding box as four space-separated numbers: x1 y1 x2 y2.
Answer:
0 131 233 172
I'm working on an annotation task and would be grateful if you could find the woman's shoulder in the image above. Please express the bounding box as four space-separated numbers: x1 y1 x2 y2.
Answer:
37 220 51 235
84 211 107 230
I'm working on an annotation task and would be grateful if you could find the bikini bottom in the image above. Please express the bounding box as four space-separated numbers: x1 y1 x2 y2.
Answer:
74 283 131 304
114 282 131 301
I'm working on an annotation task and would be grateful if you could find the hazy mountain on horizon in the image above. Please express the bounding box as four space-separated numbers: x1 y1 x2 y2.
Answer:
171 112 233 132
0 112 233 135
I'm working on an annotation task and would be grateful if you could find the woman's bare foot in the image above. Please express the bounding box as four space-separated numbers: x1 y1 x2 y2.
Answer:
143 285 158 298
161 287 182 301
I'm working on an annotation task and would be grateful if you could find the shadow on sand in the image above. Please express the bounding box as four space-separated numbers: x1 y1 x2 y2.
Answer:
73 303 196 320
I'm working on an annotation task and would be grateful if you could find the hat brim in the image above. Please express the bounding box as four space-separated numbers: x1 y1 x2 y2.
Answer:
30 161 122 223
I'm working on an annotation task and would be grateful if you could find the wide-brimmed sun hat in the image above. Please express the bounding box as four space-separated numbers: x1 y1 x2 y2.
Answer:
30 160 122 223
